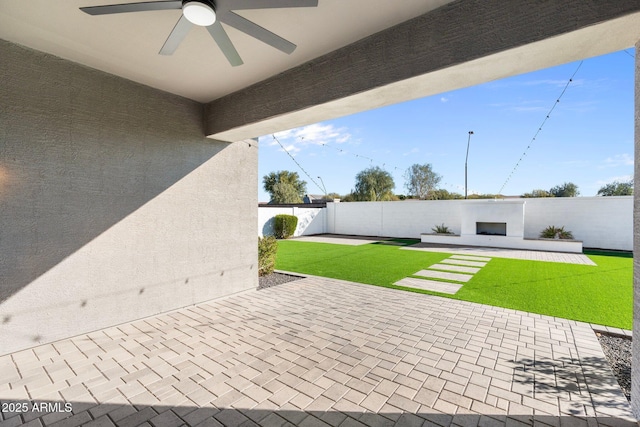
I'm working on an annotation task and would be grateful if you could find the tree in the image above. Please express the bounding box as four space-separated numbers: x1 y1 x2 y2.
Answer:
353 166 395 201
597 180 633 196
467 193 503 199
522 189 553 198
523 183 580 198
263 171 307 204
430 189 464 200
340 193 356 202
270 181 304 204
549 182 579 197
404 163 442 200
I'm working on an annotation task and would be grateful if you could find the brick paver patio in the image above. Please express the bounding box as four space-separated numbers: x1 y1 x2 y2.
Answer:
0 276 634 427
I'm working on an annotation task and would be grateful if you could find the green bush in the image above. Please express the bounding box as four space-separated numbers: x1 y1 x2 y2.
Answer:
274 214 298 239
431 223 453 234
258 236 278 276
540 225 574 240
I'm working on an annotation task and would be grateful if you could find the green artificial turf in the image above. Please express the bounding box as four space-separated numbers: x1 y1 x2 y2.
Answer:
275 240 633 329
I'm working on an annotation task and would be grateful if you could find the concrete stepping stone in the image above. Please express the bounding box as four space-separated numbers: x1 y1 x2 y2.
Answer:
440 259 487 268
429 263 480 274
414 270 473 282
450 255 492 262
394 278 462 294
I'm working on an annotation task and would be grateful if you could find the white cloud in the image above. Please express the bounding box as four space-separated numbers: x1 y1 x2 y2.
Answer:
259 123 354 154
600 153 634 168
440 97 448 103
282 144 300 154
402 147 420 156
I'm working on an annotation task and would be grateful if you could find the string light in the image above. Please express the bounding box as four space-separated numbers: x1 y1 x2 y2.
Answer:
319 142 374 163
497 60 583 195
271 134 325 194
268 136 462 194
317 142 460 193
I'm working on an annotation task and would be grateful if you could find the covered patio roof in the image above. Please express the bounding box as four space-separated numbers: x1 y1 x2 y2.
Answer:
2 1 640 141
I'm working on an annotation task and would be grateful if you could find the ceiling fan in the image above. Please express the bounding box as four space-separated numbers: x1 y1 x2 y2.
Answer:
80 0 318 66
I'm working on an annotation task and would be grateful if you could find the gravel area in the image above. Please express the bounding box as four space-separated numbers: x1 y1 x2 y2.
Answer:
258 271 304 290
597 332 632 402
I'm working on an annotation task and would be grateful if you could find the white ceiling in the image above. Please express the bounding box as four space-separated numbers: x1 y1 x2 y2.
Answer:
0 0 455 103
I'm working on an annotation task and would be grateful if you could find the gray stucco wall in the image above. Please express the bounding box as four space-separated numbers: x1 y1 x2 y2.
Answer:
0 39 257 355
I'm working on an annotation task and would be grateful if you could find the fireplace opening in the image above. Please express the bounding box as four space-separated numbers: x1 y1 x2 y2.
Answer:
476 222 507 236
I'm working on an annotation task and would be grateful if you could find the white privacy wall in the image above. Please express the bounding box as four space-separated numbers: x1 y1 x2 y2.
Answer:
326 201 463 237
258 206 326 237
523 197 633 251
260 197 633 251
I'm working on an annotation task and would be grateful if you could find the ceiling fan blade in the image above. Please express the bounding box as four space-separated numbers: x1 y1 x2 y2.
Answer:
80 1 181 15
159 15 192 55
230 0 318 10
206 21 243 67
220 11 296 54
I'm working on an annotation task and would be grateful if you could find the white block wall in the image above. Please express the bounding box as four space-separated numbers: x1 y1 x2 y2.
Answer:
522 197 633 251
260 197 632 251
326 201 463 237
258 206 326 237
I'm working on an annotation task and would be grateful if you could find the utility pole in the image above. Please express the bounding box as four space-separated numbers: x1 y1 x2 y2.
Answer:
317 176 327 198
465 131 474 199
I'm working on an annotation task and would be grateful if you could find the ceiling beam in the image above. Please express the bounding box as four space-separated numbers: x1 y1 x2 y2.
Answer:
204 0 640 141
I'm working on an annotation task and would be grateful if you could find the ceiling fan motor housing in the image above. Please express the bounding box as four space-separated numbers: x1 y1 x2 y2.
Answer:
182 0 215 8
182 0 216 26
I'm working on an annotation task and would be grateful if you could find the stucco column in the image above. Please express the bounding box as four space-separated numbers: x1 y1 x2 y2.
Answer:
633 39 640 419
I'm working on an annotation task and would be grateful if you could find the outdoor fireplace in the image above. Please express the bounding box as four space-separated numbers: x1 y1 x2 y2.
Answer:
460 201 523 238
476 222 506 236
421 199 582 253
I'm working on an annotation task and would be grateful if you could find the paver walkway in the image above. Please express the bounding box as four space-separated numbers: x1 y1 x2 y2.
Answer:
293 235 595 266
414 269 474 283
395 255 491 294
403 244 596 266
0 277 634 427
393 278 463 294
292 235 391 246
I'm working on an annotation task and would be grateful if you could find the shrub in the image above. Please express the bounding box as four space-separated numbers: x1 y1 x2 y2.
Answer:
274 214 298 239
432 223 453 234
540 225 574 240
258 236 278 276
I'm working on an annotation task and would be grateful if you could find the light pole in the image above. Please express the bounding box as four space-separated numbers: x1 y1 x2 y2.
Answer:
465 131 474 199
317 176 327 198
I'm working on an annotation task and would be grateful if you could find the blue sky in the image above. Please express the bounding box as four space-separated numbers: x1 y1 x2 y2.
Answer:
257 49 634 202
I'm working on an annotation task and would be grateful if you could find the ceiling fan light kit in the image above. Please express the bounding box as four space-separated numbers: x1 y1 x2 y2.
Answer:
80 0 319 66
182 0 215 26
